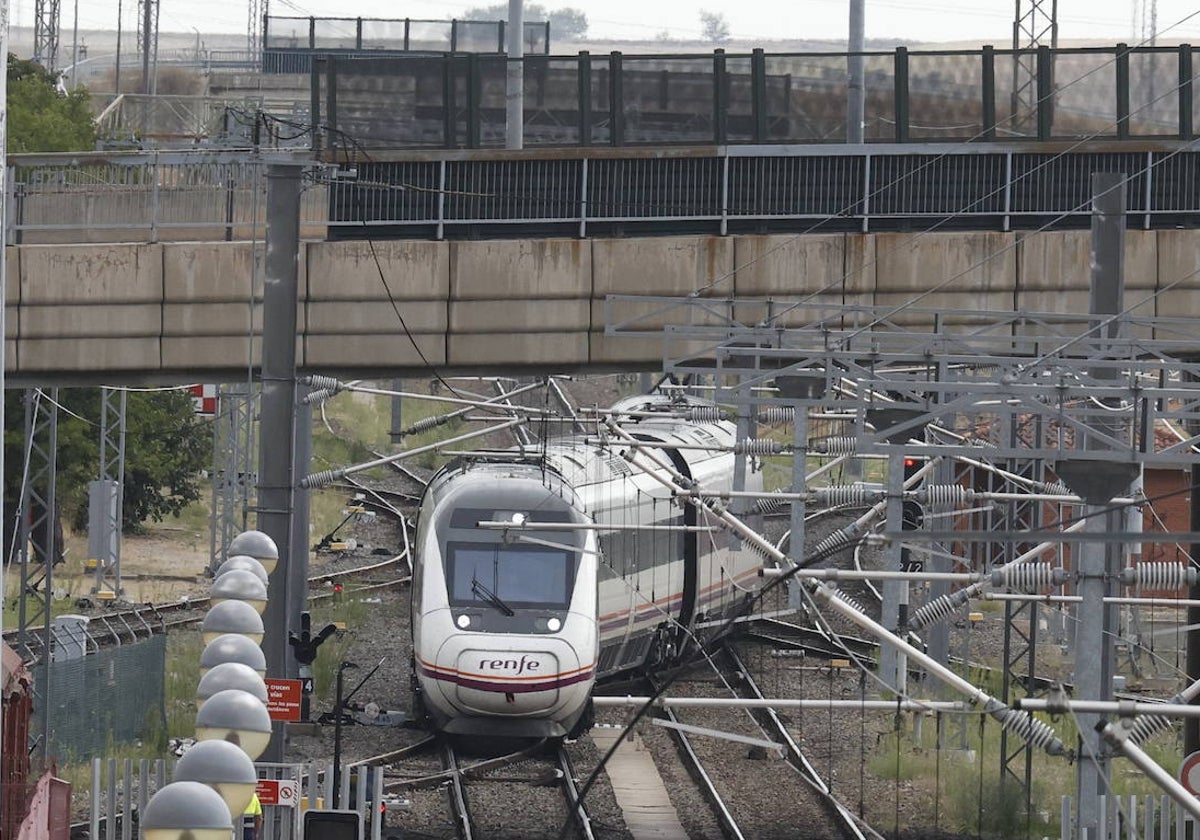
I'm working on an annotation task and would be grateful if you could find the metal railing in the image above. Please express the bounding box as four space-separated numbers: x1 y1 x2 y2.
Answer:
93 94 303 148
7 143 1200 244
325 143 1200 239
6 151 328 244
1060 794 1198 839
87 759 381 840
263 15 551 75
311 44 1199 150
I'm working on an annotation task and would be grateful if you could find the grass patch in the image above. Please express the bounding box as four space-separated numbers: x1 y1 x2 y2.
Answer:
165 628 205 737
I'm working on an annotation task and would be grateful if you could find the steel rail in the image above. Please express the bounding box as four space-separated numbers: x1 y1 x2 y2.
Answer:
555 745 596 840
722 645 880 840
441 740 474 840
648 674 746 840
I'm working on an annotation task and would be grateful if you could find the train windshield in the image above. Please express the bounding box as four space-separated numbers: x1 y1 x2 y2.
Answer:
447 543 575 610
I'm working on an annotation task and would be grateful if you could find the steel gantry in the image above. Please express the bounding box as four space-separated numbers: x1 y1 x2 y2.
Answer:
605 280 1200 835
1012 0 1058 136
87 387 127 600
32 0 60 70
207 383 259 574
15 389 59 759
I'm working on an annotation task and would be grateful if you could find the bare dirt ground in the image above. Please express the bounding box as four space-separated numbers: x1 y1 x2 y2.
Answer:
50 527 211 607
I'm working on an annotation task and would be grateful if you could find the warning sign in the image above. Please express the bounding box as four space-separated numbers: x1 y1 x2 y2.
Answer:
255 779 299 807
265 678 303 722
1181 750 1200 796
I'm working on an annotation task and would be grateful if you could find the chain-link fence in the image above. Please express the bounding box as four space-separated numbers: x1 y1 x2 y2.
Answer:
31 635 167 760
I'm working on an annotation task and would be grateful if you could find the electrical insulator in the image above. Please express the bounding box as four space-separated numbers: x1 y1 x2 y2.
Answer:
830 585 869 616
991 562 1063 593
811 529 855 559
408 414 450 434
305 374 342 391
923 484 969 507
1120 561 1197 591
813 436 858 455
814 485 879 507
733 438 785 455
757 407 795 424
754 496 790 515
990 706 1066 755
686 406 725 423
908 590 970 630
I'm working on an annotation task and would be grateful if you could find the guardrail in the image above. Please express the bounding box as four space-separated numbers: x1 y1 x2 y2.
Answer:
7 142 1200 244
6 151 328 244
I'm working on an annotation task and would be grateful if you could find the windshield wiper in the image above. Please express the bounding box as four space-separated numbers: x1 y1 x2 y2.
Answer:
471 577 515 616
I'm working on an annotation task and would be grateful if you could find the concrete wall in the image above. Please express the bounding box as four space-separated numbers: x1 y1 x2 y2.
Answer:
9 228 1200 383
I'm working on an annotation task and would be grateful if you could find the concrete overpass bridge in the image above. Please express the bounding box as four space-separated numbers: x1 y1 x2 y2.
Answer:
7 142 1200 386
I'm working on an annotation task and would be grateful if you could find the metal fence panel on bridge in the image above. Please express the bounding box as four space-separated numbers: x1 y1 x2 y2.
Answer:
324 145 1200 239
7 153 328 244
311 45 1200 151
8 143 1200 244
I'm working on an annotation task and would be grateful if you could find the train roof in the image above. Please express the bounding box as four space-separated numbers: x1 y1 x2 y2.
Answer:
427 394 736 494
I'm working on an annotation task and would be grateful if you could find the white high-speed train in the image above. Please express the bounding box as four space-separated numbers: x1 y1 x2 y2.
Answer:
409 394 765 738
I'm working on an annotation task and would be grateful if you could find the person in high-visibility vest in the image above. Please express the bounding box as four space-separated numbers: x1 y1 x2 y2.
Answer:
243 792 263 840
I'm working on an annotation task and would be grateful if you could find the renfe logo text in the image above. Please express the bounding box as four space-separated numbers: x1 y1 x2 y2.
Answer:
479 655 542 675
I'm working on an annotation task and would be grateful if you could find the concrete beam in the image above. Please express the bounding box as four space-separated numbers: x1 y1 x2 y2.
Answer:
874 231 1016 328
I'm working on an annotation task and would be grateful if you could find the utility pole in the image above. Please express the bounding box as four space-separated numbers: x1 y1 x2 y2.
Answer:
137 0 157 94
257 163 304 762
1057 172 1133 838
846 0 864 143
505 0 524 149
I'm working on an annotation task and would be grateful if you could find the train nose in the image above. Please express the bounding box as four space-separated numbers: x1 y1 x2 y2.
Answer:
454 649 563 715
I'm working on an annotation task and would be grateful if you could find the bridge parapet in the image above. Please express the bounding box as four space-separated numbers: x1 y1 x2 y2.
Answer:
10 228 1200 384
10 142 1200 248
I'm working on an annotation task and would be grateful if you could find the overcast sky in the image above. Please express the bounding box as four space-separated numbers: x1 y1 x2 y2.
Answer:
19 0 1200 47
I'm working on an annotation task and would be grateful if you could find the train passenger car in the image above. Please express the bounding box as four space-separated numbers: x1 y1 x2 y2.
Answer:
410 394 765 738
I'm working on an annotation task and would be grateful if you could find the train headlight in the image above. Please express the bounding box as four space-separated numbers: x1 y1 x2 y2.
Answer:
546 617 561 632
456 614 471 629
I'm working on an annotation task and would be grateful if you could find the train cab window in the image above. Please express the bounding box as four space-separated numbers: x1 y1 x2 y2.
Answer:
447 543 575 611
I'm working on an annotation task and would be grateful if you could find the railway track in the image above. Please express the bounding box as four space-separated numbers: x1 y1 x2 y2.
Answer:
645 644 873 840
720 644 878 840
380 737 595 840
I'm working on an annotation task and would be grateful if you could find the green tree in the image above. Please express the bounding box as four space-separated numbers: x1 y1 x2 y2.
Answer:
699 10 731 45
3 58 207 563
7 53 95 152
3 389 211 564
462 3 589 40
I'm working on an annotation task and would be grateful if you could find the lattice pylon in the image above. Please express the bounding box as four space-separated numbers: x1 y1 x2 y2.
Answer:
32 0 60 70
249 0 269 62
88 388 127 600
1010 0 1058 135
136 0 159 93
16 390 59 759
208 383 259 573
